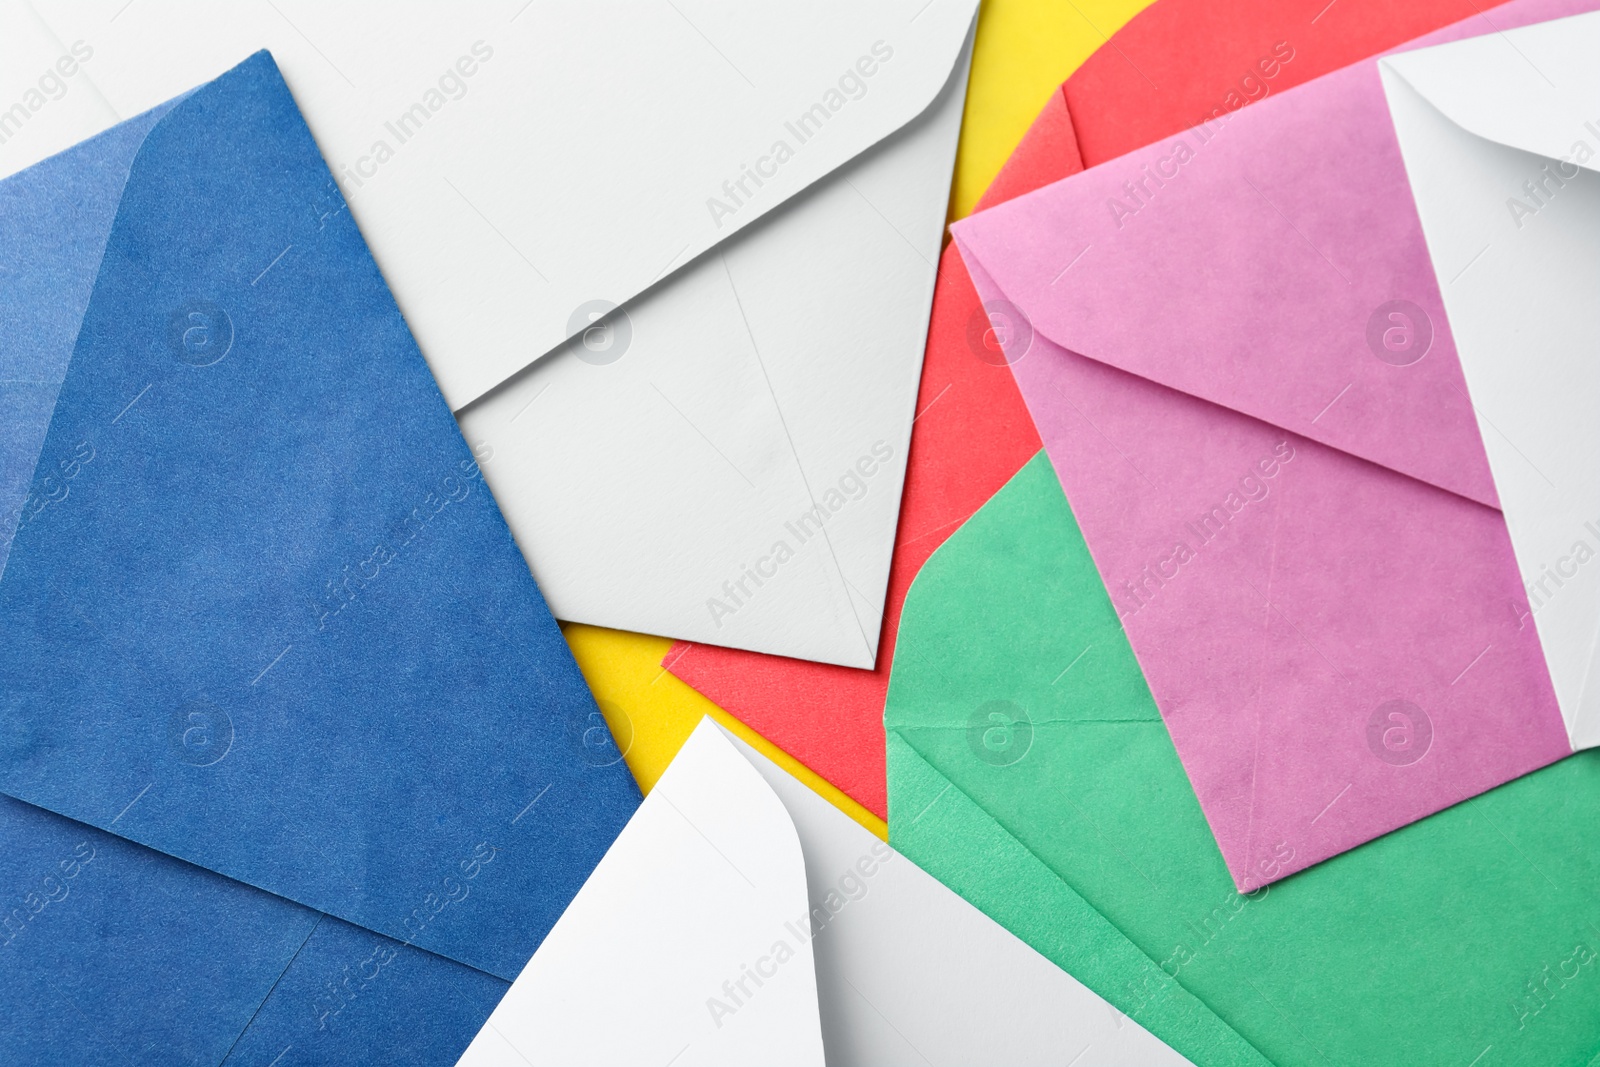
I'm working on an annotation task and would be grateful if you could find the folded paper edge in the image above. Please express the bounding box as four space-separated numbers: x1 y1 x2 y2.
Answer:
1378 13 1600 176
463 4 983 409
0 93 184 582
883 730 1269 1067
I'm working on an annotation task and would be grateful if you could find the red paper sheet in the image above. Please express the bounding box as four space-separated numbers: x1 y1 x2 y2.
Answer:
665 0 1511 818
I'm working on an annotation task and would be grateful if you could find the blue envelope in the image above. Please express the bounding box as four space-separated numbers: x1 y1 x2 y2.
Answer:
0 52 639 1063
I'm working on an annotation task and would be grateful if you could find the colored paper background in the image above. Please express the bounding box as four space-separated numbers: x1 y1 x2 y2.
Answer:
567 0 1160 829
663 0 1519 823
886 452 1600 1067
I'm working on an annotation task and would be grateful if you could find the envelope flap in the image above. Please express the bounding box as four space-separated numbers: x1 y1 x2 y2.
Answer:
1381 10 1600 173
0 52 638 981
885 416 1600 1065
34 0 980 408
459 719 824 1066
0 102 173 577
884 453 1264 1066
887 737 1261 1067
951 59 1500 508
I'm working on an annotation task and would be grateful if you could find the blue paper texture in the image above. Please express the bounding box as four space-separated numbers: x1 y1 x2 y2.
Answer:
0 102 172 576
0 791 513 1065
0 795 318 1066
0 50 638 1061
221 914 509 1066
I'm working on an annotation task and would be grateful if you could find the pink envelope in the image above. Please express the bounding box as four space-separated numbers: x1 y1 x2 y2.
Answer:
950 0 1590 890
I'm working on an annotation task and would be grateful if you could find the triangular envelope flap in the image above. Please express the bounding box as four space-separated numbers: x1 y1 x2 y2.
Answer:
0 103 174 577
484 0 982 403
951 57 1499 509
0 53 638 981
31 2 979 409
1381 10 1600 174
720 723 1193 1066
456 718 823 1067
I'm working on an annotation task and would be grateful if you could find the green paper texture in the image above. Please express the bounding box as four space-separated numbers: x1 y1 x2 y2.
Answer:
886 451 1600 1067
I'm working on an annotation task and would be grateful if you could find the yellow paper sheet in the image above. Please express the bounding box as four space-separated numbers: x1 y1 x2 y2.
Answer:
563 623 885 836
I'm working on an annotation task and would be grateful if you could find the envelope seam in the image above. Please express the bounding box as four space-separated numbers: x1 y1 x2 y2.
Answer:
718 251 877 664
214 914 324 1065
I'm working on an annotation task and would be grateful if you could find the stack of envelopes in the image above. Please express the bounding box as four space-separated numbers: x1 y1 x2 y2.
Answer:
1 0 1598 1063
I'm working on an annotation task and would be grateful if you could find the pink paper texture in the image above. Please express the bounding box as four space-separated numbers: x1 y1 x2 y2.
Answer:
952 0 1587 889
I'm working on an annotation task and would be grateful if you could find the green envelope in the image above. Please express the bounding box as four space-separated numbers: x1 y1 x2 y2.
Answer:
885 452 1600 1067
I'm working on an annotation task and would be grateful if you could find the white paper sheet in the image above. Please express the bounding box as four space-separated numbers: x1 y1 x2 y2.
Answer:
20 0 978 666
456 719 824 1067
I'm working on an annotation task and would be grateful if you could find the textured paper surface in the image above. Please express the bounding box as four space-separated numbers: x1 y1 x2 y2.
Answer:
0 54 638 1063
0 787 511 1067
887 451 1600 1067
668 0 1527 823
20 2 981 666
663 62 1088 822
559 0 1164 835
455 31 972 669
1382 13 1600 749
951 0 1592 888
33 0 981 408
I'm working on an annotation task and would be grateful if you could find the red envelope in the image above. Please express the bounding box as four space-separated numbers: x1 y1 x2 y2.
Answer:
665 0 1512 819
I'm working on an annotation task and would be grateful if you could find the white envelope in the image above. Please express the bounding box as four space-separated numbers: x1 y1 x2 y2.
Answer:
0 0 117 170
1381 9 1600 748
21 0 979 667
724 726 1189 1066
466 717 1188 1066
456 719 824 1067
